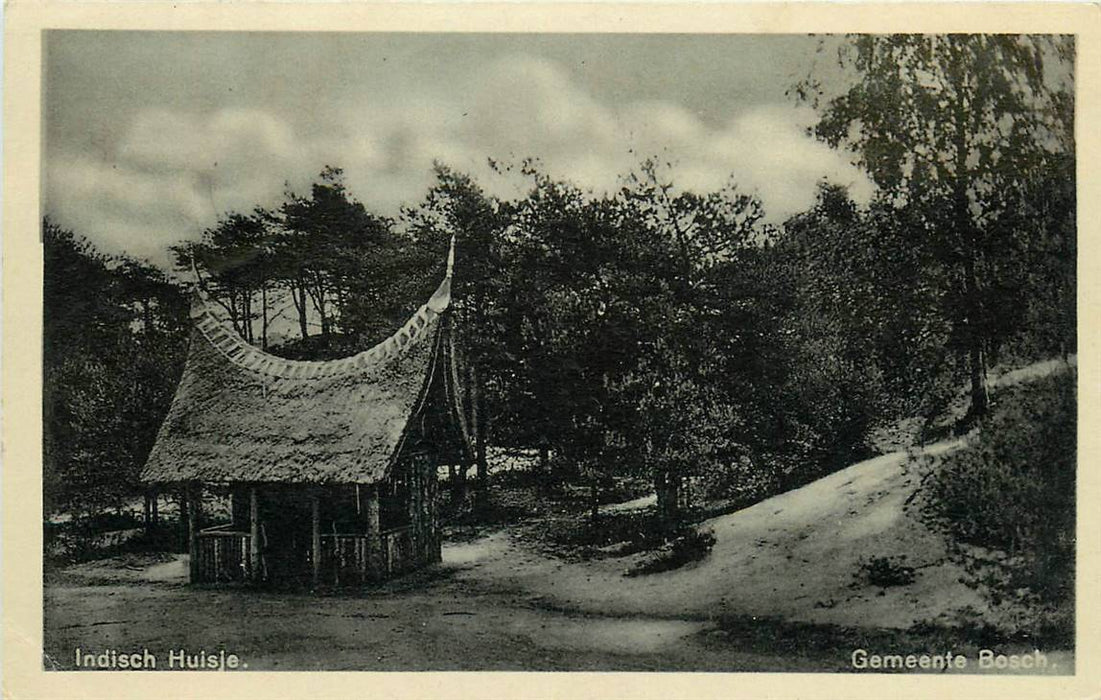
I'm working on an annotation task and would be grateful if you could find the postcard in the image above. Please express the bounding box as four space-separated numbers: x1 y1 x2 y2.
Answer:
4 3 1099 698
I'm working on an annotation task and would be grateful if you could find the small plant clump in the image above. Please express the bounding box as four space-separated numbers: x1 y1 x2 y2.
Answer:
857 555 917 588
625 527 717 577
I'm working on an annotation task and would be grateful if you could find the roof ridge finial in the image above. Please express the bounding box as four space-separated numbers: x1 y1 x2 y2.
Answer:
446 234 456 279
427 235 455 313
188 251 214 305
190 255 202 291
187 254 210 319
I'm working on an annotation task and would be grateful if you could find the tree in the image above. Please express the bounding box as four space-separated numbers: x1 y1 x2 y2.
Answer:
173 212 276 347
801 34 1074 421
616 160 775 518
279 166 348 340
404 164 512 506
44 219 188 519
274 166 403 354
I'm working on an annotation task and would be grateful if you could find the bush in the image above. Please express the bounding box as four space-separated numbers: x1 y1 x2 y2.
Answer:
45 515 180 570
857 555 916 587
922 370 1075 605
625 527 716 577
697 451 782 507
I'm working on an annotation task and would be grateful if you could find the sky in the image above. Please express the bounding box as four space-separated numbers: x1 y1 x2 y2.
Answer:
44 31 874 269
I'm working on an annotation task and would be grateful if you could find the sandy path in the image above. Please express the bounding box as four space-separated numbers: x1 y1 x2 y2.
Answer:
45 435 1074 674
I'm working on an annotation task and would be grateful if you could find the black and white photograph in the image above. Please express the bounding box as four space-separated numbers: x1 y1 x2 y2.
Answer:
17 16 1086 686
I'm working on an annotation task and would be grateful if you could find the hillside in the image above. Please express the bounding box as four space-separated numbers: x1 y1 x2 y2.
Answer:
450 440 978 628
449 356 1078 632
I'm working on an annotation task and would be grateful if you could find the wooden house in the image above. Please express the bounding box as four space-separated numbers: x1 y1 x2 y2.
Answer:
140 241 472 586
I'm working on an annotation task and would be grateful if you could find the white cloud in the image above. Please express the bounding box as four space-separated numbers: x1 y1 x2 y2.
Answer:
45 53 874 267
119 108 295 175
709 105 876 216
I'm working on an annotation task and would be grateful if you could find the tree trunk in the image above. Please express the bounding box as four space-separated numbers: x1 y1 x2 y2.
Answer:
472 365 489 510
296 280 309 339
310 492 321 588
452 463 469 508
950 47 988 423
476 423 488 487
958 214 988 423
244 291 254 344
538 441 550 491
655 470 681 524
968 342 989 417
316 282 329 337
654 471 665 518
589 479 600 528
228 293 241 337
261 283 269 350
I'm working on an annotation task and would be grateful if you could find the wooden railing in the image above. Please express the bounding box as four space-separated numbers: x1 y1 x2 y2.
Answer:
195 524 252 583
317 526 418 584
320 533 372 586
379 526 415 576
195 524 430 585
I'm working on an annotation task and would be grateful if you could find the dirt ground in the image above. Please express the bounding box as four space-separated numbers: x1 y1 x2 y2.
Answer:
42 537 1074 673
45 549 836 672
44 439 1074 674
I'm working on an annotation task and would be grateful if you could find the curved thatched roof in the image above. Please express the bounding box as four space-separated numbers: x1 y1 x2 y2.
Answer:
141 254 464 485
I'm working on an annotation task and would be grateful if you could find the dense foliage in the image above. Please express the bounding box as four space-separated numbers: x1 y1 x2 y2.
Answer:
798 34 1075 423
922 371 1076 605
43 221 188 518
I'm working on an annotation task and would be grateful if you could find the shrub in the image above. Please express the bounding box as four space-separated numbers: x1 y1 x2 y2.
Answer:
625 527 717 577
857 555 916 587
922 370 1075 605
555 511 666 551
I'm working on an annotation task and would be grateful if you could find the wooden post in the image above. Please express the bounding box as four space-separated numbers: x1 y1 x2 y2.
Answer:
187 484 202 583
310 491 322 588
429 459 441 563
365 485 381 581
151 492 159 526
249 487 260 582
410 463 420 559
538 440 550 492
178 489 189 554
230 490 244 528
456 462 468 507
